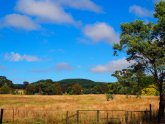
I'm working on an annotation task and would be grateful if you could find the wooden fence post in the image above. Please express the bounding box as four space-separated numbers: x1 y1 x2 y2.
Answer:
144 110 147 121
106 112 108 124
149 104 152 120
97 110 100 124
130 112 132 121
125 111 128 124
0 109 4 124
13 109 15 123
66 111 68 124
76 110 79 124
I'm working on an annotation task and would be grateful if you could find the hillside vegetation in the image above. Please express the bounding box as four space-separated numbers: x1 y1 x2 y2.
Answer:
0 76 160 96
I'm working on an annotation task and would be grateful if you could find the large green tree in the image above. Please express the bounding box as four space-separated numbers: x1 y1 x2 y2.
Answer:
0 83 12 94
112 67 155 95
0 76 13 88
113 1 165 122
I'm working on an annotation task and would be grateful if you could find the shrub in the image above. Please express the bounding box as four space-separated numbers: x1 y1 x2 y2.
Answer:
141 84 159 96
0 83 11 94
106 93 114 101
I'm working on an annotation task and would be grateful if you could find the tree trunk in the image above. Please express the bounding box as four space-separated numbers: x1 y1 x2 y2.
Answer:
158 81 163 122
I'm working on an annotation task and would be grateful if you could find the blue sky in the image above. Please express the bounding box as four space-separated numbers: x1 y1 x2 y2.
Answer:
0 0 157 83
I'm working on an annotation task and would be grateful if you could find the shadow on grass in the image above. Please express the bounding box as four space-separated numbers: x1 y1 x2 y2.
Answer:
106 111 158 124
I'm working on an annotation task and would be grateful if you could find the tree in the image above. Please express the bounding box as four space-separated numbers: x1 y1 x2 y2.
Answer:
25 84 36 95
71 83 82 95
25 80 62 95
112 68 155 95
23 81 29 89
113 1 165 121
0 83 11 94
0 76 13 88
92 84 109 94
52 83 62 95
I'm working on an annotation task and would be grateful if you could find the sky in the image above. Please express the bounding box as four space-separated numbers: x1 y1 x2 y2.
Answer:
0 0 157 83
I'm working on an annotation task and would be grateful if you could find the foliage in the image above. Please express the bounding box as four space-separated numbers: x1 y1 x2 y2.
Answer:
25 84 37 95
59 79 98 88
24 79 108 95
23 81 29 89
113 1 165 120
0 83 12 94
0 76 13 88
25 80 62 95
106 93 114 101
0 76 161 96
92 84 109 94
141 85 159 96
13 84 24 89
70 83 82 95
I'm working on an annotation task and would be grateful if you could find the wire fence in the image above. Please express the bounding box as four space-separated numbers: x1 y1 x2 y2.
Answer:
0 104 156 124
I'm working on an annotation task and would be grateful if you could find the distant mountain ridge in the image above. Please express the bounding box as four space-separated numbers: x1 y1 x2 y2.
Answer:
58 78 104 88
13 78 107 89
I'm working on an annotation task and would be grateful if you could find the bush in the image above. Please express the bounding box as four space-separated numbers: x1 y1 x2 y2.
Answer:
106 93 114 101
0 83 11 94
141 85 159 96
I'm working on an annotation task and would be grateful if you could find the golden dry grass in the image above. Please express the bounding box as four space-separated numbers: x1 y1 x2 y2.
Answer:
0 94 159 124
0 94 159 110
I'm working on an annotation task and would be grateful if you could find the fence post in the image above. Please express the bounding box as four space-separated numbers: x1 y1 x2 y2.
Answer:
106 112 108 124
130 112 132 121
144 110 147 121
125 111 128 124
66 111 68 124
149 104 152 120
13 109 14 123
76 110 79 124
0 109 4 124
97 110 100 124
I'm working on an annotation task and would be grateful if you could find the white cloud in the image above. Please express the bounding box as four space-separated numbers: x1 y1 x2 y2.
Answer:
129 5 153 18
83 22 119 44
1 14 39 30
56 0 102 13
16 0 76 24
91 58 134 73
55 62 73 71
5 52 40 62
1 0 102 30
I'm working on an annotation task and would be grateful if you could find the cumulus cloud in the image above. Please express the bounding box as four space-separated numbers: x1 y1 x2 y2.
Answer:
55 62 73 71
1 14 39 30
16 0 76 24
91 58 134 73
129 5 153 18
5 52 41 62
83 22 119 44
1 0 102 30
56 0 102 13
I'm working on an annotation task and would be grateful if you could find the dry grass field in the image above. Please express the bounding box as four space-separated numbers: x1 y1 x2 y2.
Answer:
0 94 159 124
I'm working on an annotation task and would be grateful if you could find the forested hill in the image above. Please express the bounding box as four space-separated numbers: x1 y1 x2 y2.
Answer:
58 79 104 88
0 76 158 95
13 78 107 89
13 78 109 95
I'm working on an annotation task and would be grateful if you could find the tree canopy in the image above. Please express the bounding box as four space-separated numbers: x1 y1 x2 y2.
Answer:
0 76 13 88
113 1 165 121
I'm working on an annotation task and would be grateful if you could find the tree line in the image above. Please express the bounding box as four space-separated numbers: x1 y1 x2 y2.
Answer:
0 75 159 96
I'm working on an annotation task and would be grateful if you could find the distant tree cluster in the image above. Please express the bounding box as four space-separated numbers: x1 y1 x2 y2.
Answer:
25 80 62 95
0 75 159 96
0 76 13 94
